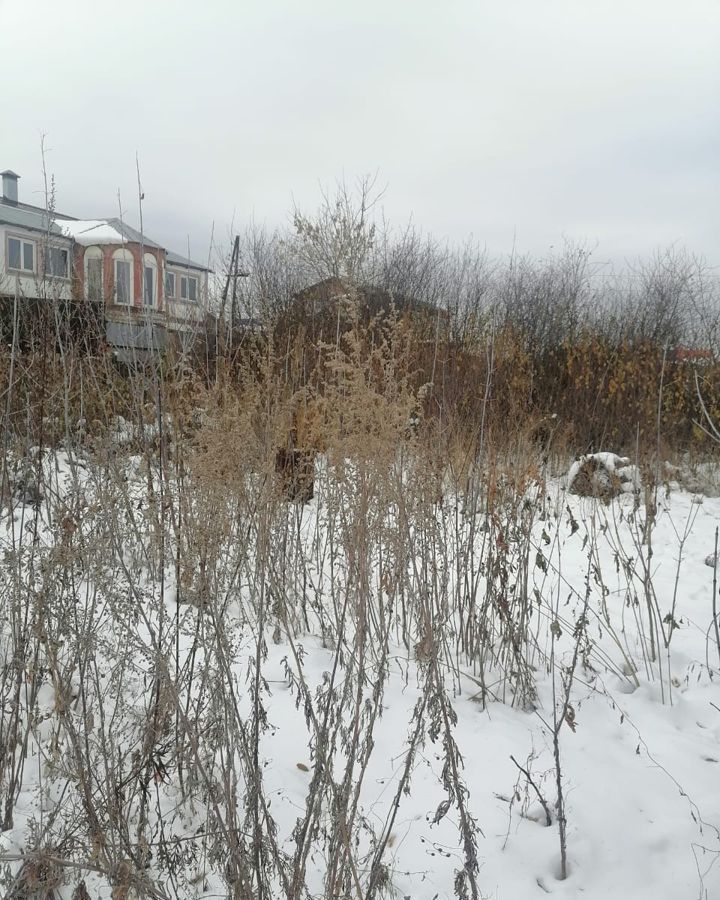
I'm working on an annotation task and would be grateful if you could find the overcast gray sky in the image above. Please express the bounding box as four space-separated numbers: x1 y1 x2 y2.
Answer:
1 0 718 267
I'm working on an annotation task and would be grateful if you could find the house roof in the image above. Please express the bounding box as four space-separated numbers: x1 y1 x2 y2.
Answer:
60 220 126 245
1 192 210 272
0 201 69 238
106 218 164 250
59 220 209 270
294 277 351 309
294 278 445 319
60 218 164 249
166 250 211 272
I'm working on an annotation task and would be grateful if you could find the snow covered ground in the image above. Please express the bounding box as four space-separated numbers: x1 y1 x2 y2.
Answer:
1 450 719 899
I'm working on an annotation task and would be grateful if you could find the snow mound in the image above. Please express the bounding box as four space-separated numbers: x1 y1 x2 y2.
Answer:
567 452 639 499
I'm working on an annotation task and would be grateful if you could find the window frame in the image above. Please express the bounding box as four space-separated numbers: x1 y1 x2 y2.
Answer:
114 258 133 305
45 244 70 280
179 273 199 303
84 247 104 302
143 253 158 308
164 270 176 299
6 233 36 275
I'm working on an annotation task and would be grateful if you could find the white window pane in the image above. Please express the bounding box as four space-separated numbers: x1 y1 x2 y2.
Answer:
48 247 68 277
87 258 103 301
116 260 131 303
144 266 155 305
23 242 34 271
8 238 21 269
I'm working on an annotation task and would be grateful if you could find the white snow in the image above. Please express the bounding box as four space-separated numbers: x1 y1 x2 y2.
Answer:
0 451 718 899
567 451 641 495
60 219 126 245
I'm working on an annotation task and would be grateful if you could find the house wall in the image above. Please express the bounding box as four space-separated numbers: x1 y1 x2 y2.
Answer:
106 320 167 352
0 224 73 301
72 242 168 353
73 243 165 311
165 267 208 333
1 222 209 354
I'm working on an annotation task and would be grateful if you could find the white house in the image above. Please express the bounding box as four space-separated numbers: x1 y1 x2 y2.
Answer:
0 169 211 357
0 170 74 303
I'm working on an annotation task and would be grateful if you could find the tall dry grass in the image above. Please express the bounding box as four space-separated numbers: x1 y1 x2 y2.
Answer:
0 233 718 899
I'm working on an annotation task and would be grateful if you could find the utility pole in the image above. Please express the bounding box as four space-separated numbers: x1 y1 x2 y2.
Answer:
221 235 249 351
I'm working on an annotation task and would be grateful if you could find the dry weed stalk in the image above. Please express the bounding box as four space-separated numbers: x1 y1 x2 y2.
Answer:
0 245 717 898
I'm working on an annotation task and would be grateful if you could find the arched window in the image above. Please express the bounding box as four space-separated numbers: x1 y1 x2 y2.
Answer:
84 246 104 302
113 248 134 305
143 253 158 307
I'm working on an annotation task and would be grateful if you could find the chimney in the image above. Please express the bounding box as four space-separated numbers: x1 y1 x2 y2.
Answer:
1 170 20 205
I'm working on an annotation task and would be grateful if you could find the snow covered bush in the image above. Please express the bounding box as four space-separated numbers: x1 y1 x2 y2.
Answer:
567 452 639 500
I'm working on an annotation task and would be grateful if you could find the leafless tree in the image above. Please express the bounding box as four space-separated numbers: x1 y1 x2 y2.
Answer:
290 174 384 284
